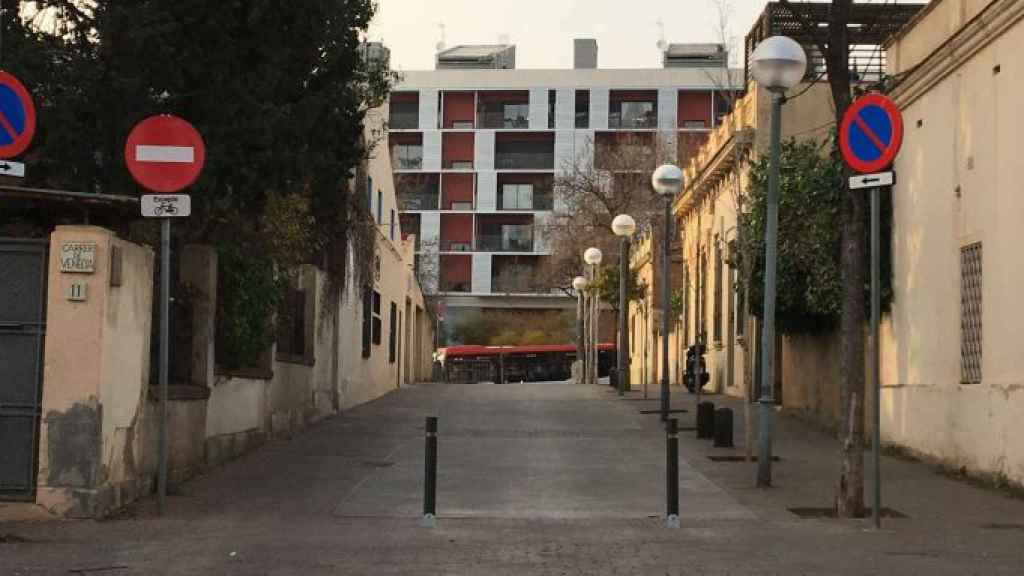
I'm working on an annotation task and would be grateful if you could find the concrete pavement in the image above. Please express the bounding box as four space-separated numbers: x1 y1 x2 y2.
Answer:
2 382 1024 575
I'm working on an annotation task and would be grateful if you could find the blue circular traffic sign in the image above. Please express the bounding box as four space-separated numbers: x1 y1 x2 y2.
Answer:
839 93 903 174
0 71 36 160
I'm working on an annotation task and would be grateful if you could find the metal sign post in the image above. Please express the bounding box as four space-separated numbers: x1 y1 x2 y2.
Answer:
840 93 903 529
127 114 205 516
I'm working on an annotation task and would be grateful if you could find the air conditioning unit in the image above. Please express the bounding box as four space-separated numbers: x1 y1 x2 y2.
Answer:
450 201 473 210
450 242 472 252
450 161 473 170
451 121 474 129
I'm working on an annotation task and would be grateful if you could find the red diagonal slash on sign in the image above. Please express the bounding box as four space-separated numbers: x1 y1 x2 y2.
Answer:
853 113 887 154
0 110 18 142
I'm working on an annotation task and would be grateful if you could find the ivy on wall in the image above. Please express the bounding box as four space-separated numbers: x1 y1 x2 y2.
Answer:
735 138 893 334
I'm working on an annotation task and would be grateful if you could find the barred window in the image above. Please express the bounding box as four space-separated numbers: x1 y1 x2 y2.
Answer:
960 243 983 384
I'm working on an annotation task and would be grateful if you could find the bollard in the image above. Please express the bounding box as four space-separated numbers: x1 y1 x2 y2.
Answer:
697 401 716 439
422 416 438 527
666 418 680 528
714 408 734 447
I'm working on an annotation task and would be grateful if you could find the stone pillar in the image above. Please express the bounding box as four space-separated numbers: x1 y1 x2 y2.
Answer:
36 226 154 517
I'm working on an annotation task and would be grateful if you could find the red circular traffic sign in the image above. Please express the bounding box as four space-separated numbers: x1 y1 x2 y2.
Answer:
0 71 37 159
839 93 903 174
125 115 205 192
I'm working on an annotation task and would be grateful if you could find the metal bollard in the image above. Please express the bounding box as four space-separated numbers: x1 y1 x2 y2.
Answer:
714 408 734 447
422 416 438 527
666 418 680 528
697 401 716 439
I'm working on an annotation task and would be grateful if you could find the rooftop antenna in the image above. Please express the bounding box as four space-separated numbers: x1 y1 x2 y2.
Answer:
435 22 446 52
655 18 667 51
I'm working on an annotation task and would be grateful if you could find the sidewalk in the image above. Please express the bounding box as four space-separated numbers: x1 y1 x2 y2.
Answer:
1 382 1022 575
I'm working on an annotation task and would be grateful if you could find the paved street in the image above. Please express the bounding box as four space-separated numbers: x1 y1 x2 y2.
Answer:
3 383 1024 575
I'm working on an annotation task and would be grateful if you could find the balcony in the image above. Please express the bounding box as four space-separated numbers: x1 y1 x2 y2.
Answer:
396 174 439 211
390 133 423 170
389 93 419 129
477 91 530 129
476 225 534 253
498 177 554 211
494 133 555 170
609 91 659 130
392 146 423 170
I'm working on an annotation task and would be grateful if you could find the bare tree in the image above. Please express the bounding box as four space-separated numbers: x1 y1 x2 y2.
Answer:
541 133 675 292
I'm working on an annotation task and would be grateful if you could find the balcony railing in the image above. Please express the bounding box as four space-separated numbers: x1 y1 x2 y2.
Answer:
440 281 471 293
476 227 534 252
478 112 529 129
494 153 554 170
389 112 419 130
398 193 439 211
608 111 658 129
392 155 423 170
499 191 554 211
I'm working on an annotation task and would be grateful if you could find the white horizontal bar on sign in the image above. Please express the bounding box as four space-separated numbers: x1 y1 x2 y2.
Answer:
136 145 195 163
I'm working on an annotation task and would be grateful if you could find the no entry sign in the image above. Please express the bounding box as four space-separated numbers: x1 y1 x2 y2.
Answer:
839 93 903 174
125 115 205 193
0 71 37 159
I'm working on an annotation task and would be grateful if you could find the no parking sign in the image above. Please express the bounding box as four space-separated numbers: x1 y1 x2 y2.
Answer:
839 93 903 174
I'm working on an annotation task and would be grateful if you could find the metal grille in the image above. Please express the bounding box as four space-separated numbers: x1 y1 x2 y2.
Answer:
744 2 926 87
960 243 983 384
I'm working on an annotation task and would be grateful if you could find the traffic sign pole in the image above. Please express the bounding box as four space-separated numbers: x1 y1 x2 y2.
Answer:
126 114 205 517
158 218 170 516
871 186 881 530
840 93 903 529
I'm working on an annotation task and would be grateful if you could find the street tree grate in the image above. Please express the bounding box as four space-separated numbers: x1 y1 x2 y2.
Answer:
360 461 395 468
708 455 781 462
980 523 1024 531
788 507 907 519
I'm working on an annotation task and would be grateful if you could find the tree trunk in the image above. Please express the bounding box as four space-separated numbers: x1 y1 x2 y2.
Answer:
836 189 866 517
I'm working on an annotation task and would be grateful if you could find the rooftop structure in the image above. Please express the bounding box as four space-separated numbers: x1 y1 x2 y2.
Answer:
436 44 516 70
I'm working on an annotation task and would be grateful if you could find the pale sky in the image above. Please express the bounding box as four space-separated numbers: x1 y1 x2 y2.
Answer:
370 0 771 71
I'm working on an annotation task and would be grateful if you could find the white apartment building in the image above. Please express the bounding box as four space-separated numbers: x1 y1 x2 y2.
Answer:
387 40 741 342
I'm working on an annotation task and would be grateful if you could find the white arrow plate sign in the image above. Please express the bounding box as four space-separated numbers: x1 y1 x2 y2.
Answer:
141 194 191 218
849 171 894 190
0 160 25 178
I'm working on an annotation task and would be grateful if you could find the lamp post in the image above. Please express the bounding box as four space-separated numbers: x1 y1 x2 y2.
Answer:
583 248 603 384
612 214 637 396
749 35 807 487
652 164 684 421
573 276 588 383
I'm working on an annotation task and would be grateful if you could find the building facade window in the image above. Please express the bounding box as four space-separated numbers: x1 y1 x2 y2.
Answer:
389 301 398 363
500 184 534 210
699 250 707 342
390 209 396 241
714 240 723 343
575 90 589 128
392 143 423 169
960 242 983 384
376 190 383 223
372 290 382 345
362 288 372 358
367 175 373 214
276 288 308 363
503 103 529 128
548 90 556 129
731 240 744 337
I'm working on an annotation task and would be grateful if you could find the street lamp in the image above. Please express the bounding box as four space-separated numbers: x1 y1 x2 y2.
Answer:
584 247 603 385
750 35 807 487
611 214 637 397
573 275 588 384
652 164 683 421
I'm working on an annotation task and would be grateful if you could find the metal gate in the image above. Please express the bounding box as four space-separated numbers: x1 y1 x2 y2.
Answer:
0 239 47 500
